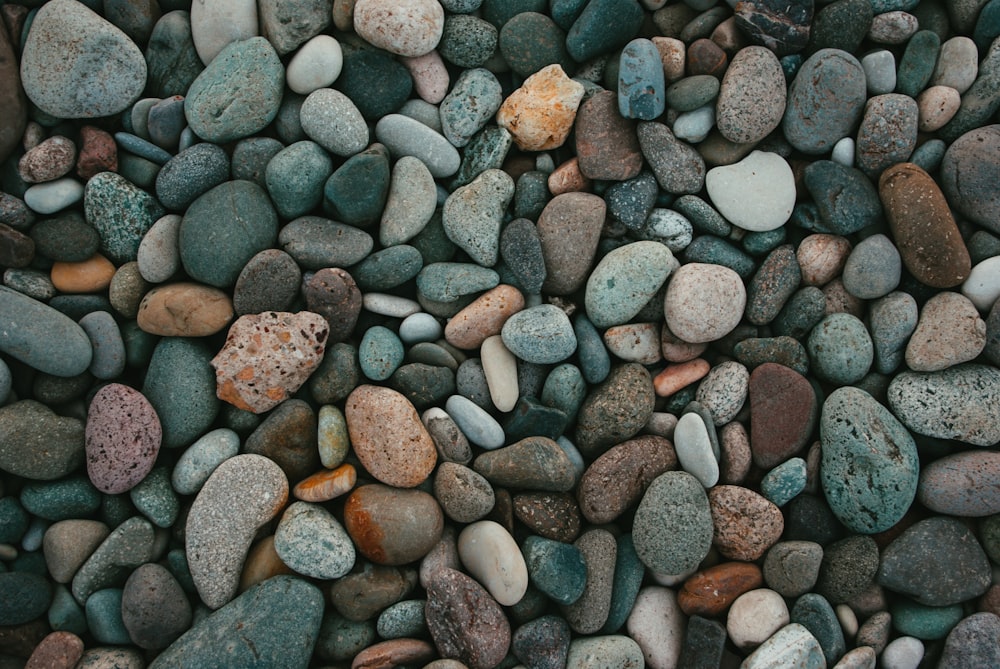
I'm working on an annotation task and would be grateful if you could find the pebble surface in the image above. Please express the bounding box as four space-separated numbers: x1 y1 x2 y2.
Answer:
2 0 999 666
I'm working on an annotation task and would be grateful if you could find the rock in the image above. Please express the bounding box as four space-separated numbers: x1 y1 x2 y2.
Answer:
512 615 571 669
618 38 665 120
458 521 528 606
740 623 826 668
585 241 675 328
887 364 1000 446
501 304 576 364
345 484 443 566
433 462 494 523
577 435 677 524
353 0 444 57
562 528 617 634
148 576 323 668
674 412 718 488
186 454 288 609
716 46 786 143
842 234 901 299
497 64 584 151
184 37 283 143
345 385 438 487
638 122 706 195
425 568 510 669
734 0 813 55
522 535 587 606
24 631 84 669
575 363 655 458
806 313 873 385
919 450 1000 516
20 0 146 118
121 563 190 650
905 291 986 371
85 384 160 495
565 0 644 63
937 613 1000 668
880 162 971 288
726 588 791 650
537 192 606 295
0 19 26 165
258 0 332 56
663 262 746 344
0 286 92 377
678 562 763 617
0 400 84 481
374 114 460 178
137 283 233 337
300 88 369 157
633 471 712 575
749 363 818 469
763 541 823 598
626 586 685 668
565 636 644 669
274 501 355 579
706 151 795 232
19 135 76 184
574 90 643 181
71 516 156 603
856 94 919 177
783 48 867 154
940 125 1000 232
142 337 219 449
820 387 919 533
709 485 783 561
442 169 513 266
189 0 258 65
878 516 992 606
84 171 165 265
0 572 52 626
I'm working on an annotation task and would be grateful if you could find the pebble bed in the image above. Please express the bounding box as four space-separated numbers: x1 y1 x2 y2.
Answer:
0 0 999 667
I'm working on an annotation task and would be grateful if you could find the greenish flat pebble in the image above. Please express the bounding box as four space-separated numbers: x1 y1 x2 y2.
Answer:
890 599 964 640
20 477 102 521
129 466 179 528
417 262 500 303
522 535 588 605
734 336 810 374
790 593 846 665
541 363 587 423
682 235 756 279
265 140 334 220
761 457 808 507
376 599 427 639
602 533 644 634
86 588 131 645
353 245 424 291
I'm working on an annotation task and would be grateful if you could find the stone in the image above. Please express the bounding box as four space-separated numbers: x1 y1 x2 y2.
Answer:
706 151 795 232
353 0 444 57
577 435 677 524
497 64 584 151
537 192 606 295
259 0 332 56
919 450 1000 516
633 471 712 575
121 563 191 650
674 412 719 488
0 400 84 481
274 501 355 579
716 46 786 143
562 528 617 634
709 485 784 561
20 0 146 118
19 135 76 184
726 589 791 650
574 90 643 182
24 631 85 669
190 0 258 65
85 384 160 495
585 241 675 329
618 38 665 120
905 291 986 371
186 454 288 609
565 636 644 669
565 0 644 63
379 154 434 245
740 623 826 668
678 562 763 617
232 249 301 315
473 436 576 492
442 169 513 266
663 262 746 344
300 88 369 158
782 49 867 154
458 520 528 606
501 304 577 364
637 122 706 195
0 286 92 377
425 568 510 669
71 515 156 603
433 462 494 523
763 541 823 598
937 613 1000 668
749 363 817 469
345 385 438 487
374 114 460 178
806 313 873 385
142 337 219 449
574 363 655 458
84 171 166 265
512 615 571 669
940 125 1000 233
137 283 234 337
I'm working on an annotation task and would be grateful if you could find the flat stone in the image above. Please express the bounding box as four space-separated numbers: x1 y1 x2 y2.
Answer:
716 46 786 143
574 90 643 181
121 563 191 650
678 562 763 617
888 364 1000 446
565 636 644 669
0 400 84 481
749 363 817 469
380 154 434 245
585 241 675 328
186 454 288 609
300 88 369 157
562 528 617 634
633 471 712 575
706 151 795 232
375 114 460 178
142 337 219 448
782 49 867 154
0 286 92 377
274 501 355 579
425 568 510 669
71 516 155 604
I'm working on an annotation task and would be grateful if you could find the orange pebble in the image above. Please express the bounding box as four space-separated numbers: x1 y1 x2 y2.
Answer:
547 157 592 195
50 254 115 293
239 535 293 593
653 358 711 397
678 562 764 617
293 463 357 503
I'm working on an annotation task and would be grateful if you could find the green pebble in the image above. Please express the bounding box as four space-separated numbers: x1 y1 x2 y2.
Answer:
167 548 198 595
315 613 377 663
359 325 405 381
807 313 873 385
142 337 220 449
0 571 51 625
265 140 334 220
336 49 413 120
573 314 610 384
683 235 756 279
100 494 137 529
323 144 390 227
410 211 457 266
439 14 499 68
48 584 88 635
773 287 827 340
416 262 500 303
20 477 101 521
86 588 131 645
673 195 731 237
734 336 810 375
541 363 587 423
522 535 588 605
790 593 846 665
376 599 427 639
910 138 946 173
353 245 424 291
514 171 552 221
309 343 360 405
666 75 720 112
84 171 165 264
743 228 787 256
129 466 179 528
761 458 808 507
895 30 941 98
0 498 28 544
602 533 645 633
891 599 965 640
121 320 157 368
451 126 513 189
503 396 568 442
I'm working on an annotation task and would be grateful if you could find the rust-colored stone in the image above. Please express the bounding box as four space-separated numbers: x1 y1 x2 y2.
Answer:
749 362 818 469
547 157 592 195
574 90 642 181
353 639 436 669
496 64 584 152
687 38 728 77
50 253 116 293
444 284 525 350
654 358 711 397
76 125 117 180
293 463 357 502
678 562 764 616
137 281 233 337
709 485 785 561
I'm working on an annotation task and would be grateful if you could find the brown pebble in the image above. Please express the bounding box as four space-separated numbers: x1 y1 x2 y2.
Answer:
0 223 34 267
709 485 784 561
444 284 525 350
425 568 511 669
720 421 752 485
344 484 444 566
0 18 26 166
238 535 293 593
50 254 116 293
749 362 818 469
653 358 711 397
137 282 233 336
661 324 709 362
880 162 971 288
293 463 357 502
547 157 592 195
652 36 686 82
512 491 582 542
304 267 362 344
574 89 643 181
822 278 865 318
678 562 764 617
352 639 436 669
577 435 677 524
25 631 84 669
687 38 728 77
76 125 117 180
537 192 606 295
796 234 852 286
18 135 76 183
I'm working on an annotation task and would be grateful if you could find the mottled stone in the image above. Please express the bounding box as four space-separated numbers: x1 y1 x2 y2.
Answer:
497 64 584 151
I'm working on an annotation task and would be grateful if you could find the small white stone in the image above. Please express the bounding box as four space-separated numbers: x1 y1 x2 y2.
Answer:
672 105 715 143
831 137 855 166
603 323 662 365
481 335 519 412
190 0 258 65
353 0 444 58
457 520 528 606
623 586 684 669
673 412 719 488
363 293 422 318
706 151 795 232
399 312 443 344
23 177 84 214
286 35 344 96
835 603 859 639
138 214 182 283
695 360 749 426
962 256 1000 311
726 588 790 650
881 636 924 669
861 50 897 95
932 36 979 94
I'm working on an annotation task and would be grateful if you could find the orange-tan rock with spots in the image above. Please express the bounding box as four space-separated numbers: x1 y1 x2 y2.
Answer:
345 384 438 488
137 282 234 337
211 311 328 414
496 64 585 151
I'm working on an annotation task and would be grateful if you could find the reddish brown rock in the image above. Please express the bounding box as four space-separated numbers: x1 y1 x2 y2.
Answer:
425 568 511 669
238 535 294 593
25 631 84 669
137 282 234 337
796 234 852 286
720 421 752 485
880 162 971 288
749 362 818 468
76 125 117 179
537 192 606 295
0 20 26 166
353 639 437 669
577 435 678 524
512 491 582 543
303 267 362 343
18 135 76 183
574 89 643 181
293 463 357 502
709 485 784 561
344 484 444 566
0 223 34 268
497 64 585 152
547 157 592 195
444 284 525 350
687 38 728 77
678 562 764 617
85 383 161 494
345 384 438 488
211 311 328 414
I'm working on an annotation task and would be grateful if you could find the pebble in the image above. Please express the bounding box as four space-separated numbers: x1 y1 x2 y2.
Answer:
663 262 746 344
565 635 644 669
442 169 513 266
575 363 655 457
457 520 527 606
807 313 873 385
574 90 643 182
19 135 76 184
274 501 355 579
905 291 986 371
84 384 160 495
716 46 786 143
674 412 718 488
23 178 85 215
938 612 1000 667
0 286 93 377
286 35 343 95
563 528 617 634
497 64 584 151
425 568 510 669
24 631 84 669
706 151 795 232
500 303 577 364
678 562 763 618
726 589 791 650
633 472 712 575
300 88 369 158
375 114 461 178
585 240 675 328
170 428 239 495
120 563 190 650
537 192 606 295
379 154 435 246
626 586 685 668
783 49 867 154
71 515 155 603
741 623 826 669
353 0 444 57
888 364 1000 446
862 50 897 94
940 125 1000 232
842 234 901 299
136 282 233 337
919 450 1000 516
763 541 824 598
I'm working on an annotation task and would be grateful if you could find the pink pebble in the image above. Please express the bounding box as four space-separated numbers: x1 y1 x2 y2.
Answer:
85 383 162 494
401 51 450 104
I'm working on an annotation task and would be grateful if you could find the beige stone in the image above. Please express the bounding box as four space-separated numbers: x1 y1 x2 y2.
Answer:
137 282 233 337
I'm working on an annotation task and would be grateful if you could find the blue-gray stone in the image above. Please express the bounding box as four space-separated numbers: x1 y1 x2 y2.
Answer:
79 310 126 380
130 466 179 528
773 286 826 340
909 138 947 173
376 599 426 639
540 363 587 422
514 170 551 221
502 396 568 442
148 95 187 150
184 37 284 144
682 235 756 279
869 291 918 374
48 584 87 635
231 137 284 187
353 245 423 291
938 613 1000 668
498 11 572 79
142 337 220 449
323 144 390 227
155 142 230 211
573 315 610 385
820 386 919 534
149 576 324 669
375 114 461 179
0 498 28 544
522 535 587 605
605 171 658 231
666 75 720 113
673 194 732 237
502 304 577 365
500 218 546 294
335 48 412 121
761 457 808 507
807 313 873 385
633 471 713 574
359 326 405 382
87 588 131 644
602 533 644 634
440 68 503 148
445 394 505 449
278 216 373 271
179 180 278 287
890 598 964 640
895 30 940 98
84 171 166 264
0 287 92 377
417 262 500 303
619 38 665 120
0 571 51 625
115 132 173 165
439 14 498 68
450 125 513 189
783 48 868 154
791 593 846 665
565 0 644 62
842 234 901 299
265 140 334 220
745 244 802 326
145 10 204 98
803 160 882 236
315 613 377 663
20 477 102 521
585 240 675 328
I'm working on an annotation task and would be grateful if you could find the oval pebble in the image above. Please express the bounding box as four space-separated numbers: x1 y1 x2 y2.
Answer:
458 520 528 606
274 501 355 579
633 471 712 575
345 484 444 566
585 240 675 328
171 428 240 495
85 384 161 495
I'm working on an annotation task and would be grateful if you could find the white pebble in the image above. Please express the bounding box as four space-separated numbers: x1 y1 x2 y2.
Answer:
458 520 528 606
286 35 343 96
23 177 84 214
603 323 662 365
363 293 422 318
861 50 896 95
726 588 790 650
962 255 1000 311
673 412 719 488
626 586 685 669
399 312 443 344
190 0 258 65
480 335 519 412
445 395 505 449
932 36 979 94
706 151 795 232
835 603 859 638
881 636 924 669
672 105 715 143
138 214 182 283
831 137 855 166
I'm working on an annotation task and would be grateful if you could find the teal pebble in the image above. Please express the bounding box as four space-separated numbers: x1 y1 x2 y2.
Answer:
540 364 587 423
682 236 756 279
399 313 443 344
618 38 665 120
100 495 138 529
440 67 503 148
20 477 101 521
171 428 241 495
376 599 427 639
973 0 1000 52
0 572 51 625
451 126 513 189
498 11 572 79
909 138 947 173
353 245 424 291
761 457 808 507
114 132 172 165
142 337 220 449
86 588 132 645
416 262 500 303
117 153 161 190
310 343 361 405
585 240 674 328
144 10 204 98
602 533 645 634
411 212 458 265
232 137 284 187
514 171 552 221
666 75 720 113
389 362 454 409
83 171 166 265
0 497 28 544
79 310 126 380
122 321 157 368
48 584 88 635
439 14 499 68
803 160 882 236
673 195 731 237
265 140 334 220
895 30 940 98
773 287 827 340
869 292 918 375
522 535 588 605
549 0 587 30
27 212 98 261
407 342 460 370
278 217 374 270
315 614 377 663
664 386 698 415
323 145 390 226
359 326 405 382
129 467 179 528
890 598 964 640
167 549 197 595
745 245 801 326
503 396 568 442
791 593 846 665
742 228 787 256
338 49 413 120
807 313 873 385
969 231 1000 265
573 315 610 384
565 0 644 63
